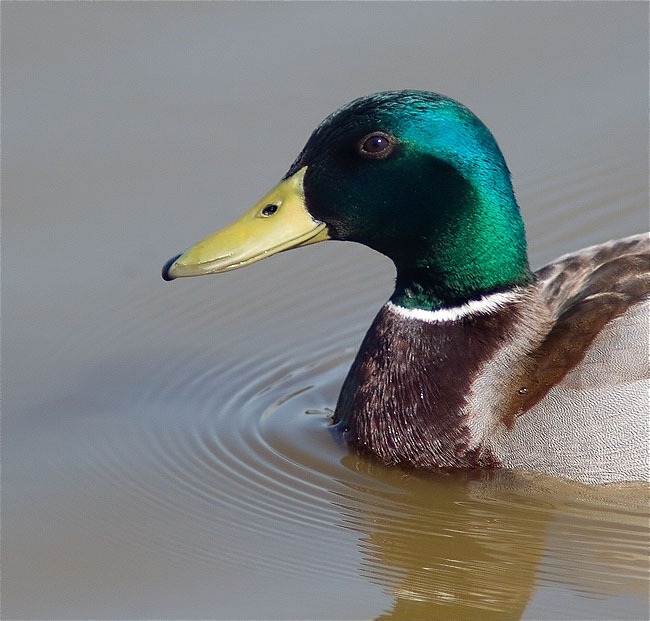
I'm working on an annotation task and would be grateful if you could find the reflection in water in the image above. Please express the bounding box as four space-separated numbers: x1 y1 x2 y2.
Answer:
336 463 543 620
334 458 649 620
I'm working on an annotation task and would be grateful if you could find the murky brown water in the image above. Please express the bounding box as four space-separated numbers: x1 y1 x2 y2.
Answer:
3 3 649 619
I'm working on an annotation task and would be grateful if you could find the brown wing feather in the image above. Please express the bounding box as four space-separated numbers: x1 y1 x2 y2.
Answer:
517 234 649 413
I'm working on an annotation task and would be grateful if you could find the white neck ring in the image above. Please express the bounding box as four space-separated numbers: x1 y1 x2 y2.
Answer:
387 289 522 323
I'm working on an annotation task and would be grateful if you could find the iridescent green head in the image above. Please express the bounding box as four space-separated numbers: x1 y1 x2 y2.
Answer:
286 90 532 308
164 90 533 310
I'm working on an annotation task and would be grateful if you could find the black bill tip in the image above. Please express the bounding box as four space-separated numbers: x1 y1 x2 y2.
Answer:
162 254 182 281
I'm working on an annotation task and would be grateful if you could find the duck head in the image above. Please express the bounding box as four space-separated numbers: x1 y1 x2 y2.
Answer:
163 90 533 309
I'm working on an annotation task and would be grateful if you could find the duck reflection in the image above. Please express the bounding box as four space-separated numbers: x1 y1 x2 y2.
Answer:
335 454 648 621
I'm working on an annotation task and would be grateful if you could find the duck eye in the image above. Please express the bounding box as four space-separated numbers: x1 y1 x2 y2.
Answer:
261 203 278 217
358 132 394 159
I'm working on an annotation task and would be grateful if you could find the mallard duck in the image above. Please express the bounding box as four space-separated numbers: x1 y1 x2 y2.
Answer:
163 90 649 484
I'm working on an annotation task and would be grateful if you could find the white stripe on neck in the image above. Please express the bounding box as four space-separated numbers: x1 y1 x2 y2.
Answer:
387 289 522 323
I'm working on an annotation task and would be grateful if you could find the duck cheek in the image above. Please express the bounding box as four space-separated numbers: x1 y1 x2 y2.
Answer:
302 180 353 240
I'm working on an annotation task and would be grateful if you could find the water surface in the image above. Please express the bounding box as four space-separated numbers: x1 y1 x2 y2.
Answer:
3 3 648 619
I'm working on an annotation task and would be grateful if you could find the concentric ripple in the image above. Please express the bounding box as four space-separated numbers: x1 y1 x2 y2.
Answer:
76 342 363 574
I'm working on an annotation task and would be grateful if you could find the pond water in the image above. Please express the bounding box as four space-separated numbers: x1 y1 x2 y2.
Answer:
3 3 648 619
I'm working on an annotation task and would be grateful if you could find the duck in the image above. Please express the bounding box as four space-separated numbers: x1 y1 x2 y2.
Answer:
163 90 649 485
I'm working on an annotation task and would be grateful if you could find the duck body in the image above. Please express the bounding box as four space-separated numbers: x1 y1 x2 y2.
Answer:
335 235 649 483
163 91 649 484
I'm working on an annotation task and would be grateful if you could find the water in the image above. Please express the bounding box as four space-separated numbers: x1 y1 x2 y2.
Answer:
3 3 648 619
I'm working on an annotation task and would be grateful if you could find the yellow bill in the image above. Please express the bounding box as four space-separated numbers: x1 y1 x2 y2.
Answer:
163 167 329 280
